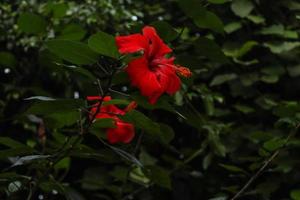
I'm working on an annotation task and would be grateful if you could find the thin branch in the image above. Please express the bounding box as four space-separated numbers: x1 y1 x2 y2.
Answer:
134 131 144 157
230 123 300 200
96 79 104 96
109 88 131 97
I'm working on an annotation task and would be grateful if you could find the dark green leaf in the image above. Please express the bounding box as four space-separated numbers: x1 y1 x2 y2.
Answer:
88 31 120 58
46 40 99 65
0 52 17 68
17 12 46 34
178 0 224 33
291 189 300 200
147 166 171 189
195 37 229 64
58 24 86 41
151 21 178 42
26 99 84 115
210 74 237 86
231 0 254 18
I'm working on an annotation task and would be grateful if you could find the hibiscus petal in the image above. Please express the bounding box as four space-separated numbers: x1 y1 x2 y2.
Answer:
125 57 149 86
155 64 181 95
115 34 148 54
126 57 163 104
166 73 181 94
106 121 135 144
142 26 172 58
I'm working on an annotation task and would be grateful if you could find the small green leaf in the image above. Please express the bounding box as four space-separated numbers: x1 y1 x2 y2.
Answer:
291 189 300 200
91 118 116 129
210 74 237 86
0 52 17 68
121 110 161 136
219 164 248 174
26 99 84 115
55 157 71 170
208 0 229 4
231 0 254 18
263 138 285 151
264 42 300 54
0 137 26 148
58 24 86 41
195 37 229 64
120 110 175 144
158 123 175 144
17 12 46 34
52 3 68 18
46 40 99 65
0 147 34 159
224 22 242 34
236 41 258 58
129 167 151 186
88 31 120 58
151 21 178 42
178 0 224 33
234 104 255 114
147 166 171 189
45 111 80 128
247 15 265 24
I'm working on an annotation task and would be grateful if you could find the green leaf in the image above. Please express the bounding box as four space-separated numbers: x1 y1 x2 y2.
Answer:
46 40 99 65
45 111 80 128
129 167 151 186
121 110 161 136
236 41 258 58
260 24 285 35
158 123 175 144
208 0 229 4
147 166 171 189
151 21 178 42
231 0 254 18
64 187 86 200
219 164 248 174
102 99 131 106
264 42 300 54
52 3 69 18
0 52 17 68
17 12 46 34
0 137 26 148
58 24 86 41
234 104 255 114
131 94 175 113
210 74 237 86
291 189 300 200
178 0 224 33
224 22 242 34
88 31 120 58
55 157 71 170
139 150 157 166
263 138 285 151
26 99 84 115
121 110 174 143
91 118 116 130
0 147 34 159
203 153 213 170
247 15 265 24
195 37 229 64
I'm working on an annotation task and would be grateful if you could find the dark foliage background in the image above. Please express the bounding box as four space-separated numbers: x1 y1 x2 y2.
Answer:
1 0 300 199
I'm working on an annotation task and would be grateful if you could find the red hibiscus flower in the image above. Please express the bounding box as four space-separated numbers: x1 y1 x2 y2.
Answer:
116 26 191 104
87 96 137 144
